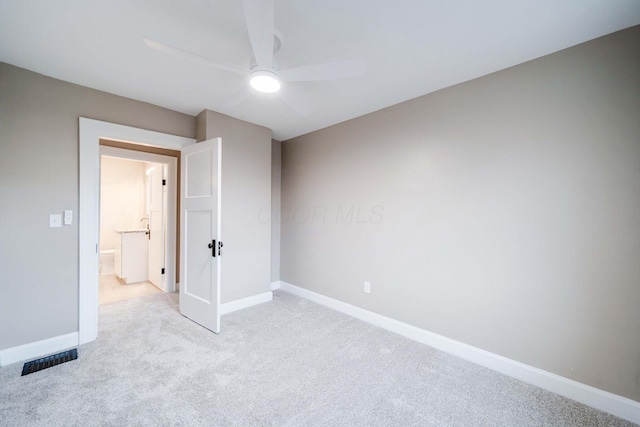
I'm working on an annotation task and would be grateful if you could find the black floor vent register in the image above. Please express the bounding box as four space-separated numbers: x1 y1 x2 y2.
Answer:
21 349 78 376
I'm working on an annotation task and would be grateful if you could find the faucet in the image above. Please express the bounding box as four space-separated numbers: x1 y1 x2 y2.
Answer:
140 217 149 230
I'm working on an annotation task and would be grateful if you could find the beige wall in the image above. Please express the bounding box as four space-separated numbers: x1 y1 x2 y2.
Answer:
0 63 195 350
280 26 640 401
197 110 272 303
271 140 282 282
99 157 147 251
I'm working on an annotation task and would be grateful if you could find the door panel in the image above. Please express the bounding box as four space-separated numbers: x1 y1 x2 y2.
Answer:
184 210 213 303
186 152 213 197
179 138 221 333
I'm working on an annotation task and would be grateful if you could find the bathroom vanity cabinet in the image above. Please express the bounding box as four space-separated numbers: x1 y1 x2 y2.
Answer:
114 229 148 284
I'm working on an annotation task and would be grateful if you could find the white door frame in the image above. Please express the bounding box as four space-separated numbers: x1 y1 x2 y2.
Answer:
99 145 178 292
79 118 194 345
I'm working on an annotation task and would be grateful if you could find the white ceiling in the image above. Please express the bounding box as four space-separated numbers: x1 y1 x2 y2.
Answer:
1 1 639 141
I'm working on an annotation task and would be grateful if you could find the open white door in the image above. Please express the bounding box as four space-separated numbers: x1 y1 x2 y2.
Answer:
148 164 165 289
179 138 222 333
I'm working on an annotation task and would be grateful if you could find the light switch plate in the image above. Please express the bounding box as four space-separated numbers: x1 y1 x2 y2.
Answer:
49 214 62 228
64 210 73 225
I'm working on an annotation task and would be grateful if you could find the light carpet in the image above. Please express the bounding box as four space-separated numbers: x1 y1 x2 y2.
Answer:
0 290 635 426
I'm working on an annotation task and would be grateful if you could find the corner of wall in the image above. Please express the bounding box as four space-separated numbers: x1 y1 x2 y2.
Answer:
195 110 208 142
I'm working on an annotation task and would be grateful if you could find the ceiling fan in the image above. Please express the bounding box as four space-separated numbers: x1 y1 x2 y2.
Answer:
144 0 366 112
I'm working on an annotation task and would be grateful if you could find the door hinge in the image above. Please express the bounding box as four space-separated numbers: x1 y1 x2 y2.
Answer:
162 179 166 186
161 268 165 274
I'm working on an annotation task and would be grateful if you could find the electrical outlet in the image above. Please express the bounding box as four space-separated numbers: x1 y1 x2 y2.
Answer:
364 281 371 294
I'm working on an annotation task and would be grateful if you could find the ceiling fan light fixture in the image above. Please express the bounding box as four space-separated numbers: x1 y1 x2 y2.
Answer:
250 70 281 93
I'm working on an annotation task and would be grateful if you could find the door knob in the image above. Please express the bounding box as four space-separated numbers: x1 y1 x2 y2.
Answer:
207 239 216 258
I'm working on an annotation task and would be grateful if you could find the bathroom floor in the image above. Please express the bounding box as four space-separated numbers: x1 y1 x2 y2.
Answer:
99 274 161 305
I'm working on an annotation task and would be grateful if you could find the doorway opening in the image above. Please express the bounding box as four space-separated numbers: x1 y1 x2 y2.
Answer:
78 117 194 345
98 143 179 306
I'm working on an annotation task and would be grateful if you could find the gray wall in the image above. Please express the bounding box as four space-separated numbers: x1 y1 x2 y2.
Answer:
271 140 282 282
280 26 640 401
197 110 272 303
0 63 195 350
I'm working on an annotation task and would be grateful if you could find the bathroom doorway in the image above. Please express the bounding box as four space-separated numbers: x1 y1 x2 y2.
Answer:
79 118 193 345
98 142 179 305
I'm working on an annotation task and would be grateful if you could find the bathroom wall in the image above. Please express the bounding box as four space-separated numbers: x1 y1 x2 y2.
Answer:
99 157 147 252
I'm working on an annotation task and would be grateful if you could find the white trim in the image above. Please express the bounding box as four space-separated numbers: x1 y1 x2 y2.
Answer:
270 281 282 291
216 138 223 329
0 333 79 367
278 281 640 424
220 291 273 315
79 118 195 345
99 146 178 293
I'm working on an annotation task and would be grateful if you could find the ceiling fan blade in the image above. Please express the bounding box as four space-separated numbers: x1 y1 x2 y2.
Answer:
242 0 274 68
144 39 247 76
279 58 366 82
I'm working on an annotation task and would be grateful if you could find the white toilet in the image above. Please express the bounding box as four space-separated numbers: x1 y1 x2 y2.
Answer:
99 249 115 276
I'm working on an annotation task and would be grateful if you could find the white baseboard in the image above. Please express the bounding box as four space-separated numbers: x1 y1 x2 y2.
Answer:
270 281 282 291
0 332 79 367
220 291 273 315
279 281 640 424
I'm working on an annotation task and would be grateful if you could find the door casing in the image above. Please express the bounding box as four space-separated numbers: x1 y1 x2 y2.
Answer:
79 118 194 345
